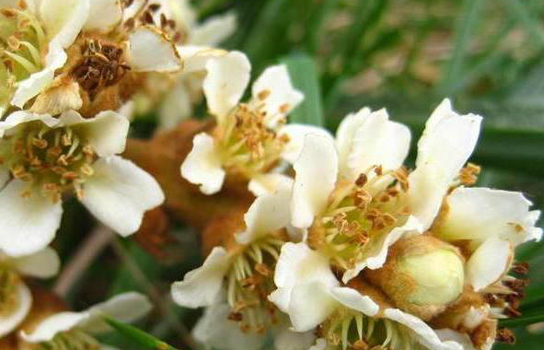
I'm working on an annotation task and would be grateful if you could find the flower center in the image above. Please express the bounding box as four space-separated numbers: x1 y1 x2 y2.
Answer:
70 38 131 100
216 104 289 181
0 122 97 202
225 236 285 333
319 308 425 350
309 166 410 271
33 329 101 350
0 266 21 317
0 2 47 110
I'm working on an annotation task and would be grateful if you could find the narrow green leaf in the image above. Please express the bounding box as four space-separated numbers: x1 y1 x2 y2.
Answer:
105 317 179 350
282 53 324 126
440 0 487 94
499 315 544 328
503 0 544 50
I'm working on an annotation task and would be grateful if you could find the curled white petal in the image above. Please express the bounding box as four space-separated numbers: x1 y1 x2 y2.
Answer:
291 134 338 229
384 308 464 350
127 26 182 72
248 173 293 197
279 124 334 164
467 237 512 291
171 247 230 308
39 0 90 48
11 247 60 278
329 287 379 316
0 284 32 338
80 156 165 236
22 312 91 343
190 12 237 46
336 108 371 173
203 51 250 123
84 0 123 32
408 98 482 230
180 133 225 195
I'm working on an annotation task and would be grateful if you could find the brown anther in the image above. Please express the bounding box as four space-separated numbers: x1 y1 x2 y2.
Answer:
31 138 48 149
504 278 530 292
352 339 369 350
47 146 62 158
160 13 167 28
257 90 271 101
80 164 94 177
232 301 248 313
353 189 372 210
279 103 290 114
18 0 28 10
57 154 69 167
255 263 270 276
124 17 135 29
496 328 516 344
51 166 67 175
227 312 243 322
374 165 383 176
512 262 530 275
148 3 161 11
504 305 522 318
143 11 154 24
61 134 72 146
62 171 78 181
0 9 16 18
355 173 368 187
509 223 525 234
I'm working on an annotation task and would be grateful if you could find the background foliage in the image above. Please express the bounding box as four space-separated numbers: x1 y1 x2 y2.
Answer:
57 0 544 349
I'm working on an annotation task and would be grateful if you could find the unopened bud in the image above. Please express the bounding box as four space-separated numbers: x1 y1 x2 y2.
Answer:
366 235 465 320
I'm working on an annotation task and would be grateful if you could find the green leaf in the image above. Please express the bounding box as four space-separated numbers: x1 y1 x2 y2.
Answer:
499 315 544 328
282 53 324 126
440 0 487 94
105 317 180 350
503 0 544 50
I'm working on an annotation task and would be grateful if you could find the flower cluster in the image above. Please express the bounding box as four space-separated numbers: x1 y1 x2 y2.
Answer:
173 97 542 350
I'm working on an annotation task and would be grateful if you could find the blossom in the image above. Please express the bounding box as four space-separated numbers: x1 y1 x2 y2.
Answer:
0 110 164 256
171 188 294 333
0 0 182 118
181 52 328 195
20 292 152 349
0 247 59 338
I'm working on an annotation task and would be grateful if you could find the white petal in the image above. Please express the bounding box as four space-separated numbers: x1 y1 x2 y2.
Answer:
251 65 304 128
127 26 182 72
0 180 62 257
435 330 478 350
409 99 482 230
336 108 371 173
39 0 90 48
289 282 338 332
329 287 379 316
308 338 327 350
291 134 338 229
158 81 192 130
82 292 152 334
274 327 316 350
193 304 265 350
384 309 464 350
203 51 250 123
0 110 58 138
0 284 32 338
22 312 91 343
84 0 123 32
342 216 423 283
346 109 411 181
11 40 67 108
80 156 164 236
180 132 225 195
190 12 237 46
467 238 512 291
56 110 129 157
248 173 293 197
438 187 539 246
11 247 60 278
270 242 338 313
279 124 334 164
171 247 230 308
236 189 292 244
177 45 228 74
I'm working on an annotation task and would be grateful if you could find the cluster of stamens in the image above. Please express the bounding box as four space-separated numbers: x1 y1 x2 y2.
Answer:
225 236 285 333
309 166 411 270
0 266 21 317
0 1 46 108
71 39 130 100
30 329 101 350
0 123 96 202
216 99 290 181
320 308 422 350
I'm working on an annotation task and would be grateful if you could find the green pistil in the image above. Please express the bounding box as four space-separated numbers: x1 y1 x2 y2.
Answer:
35 329 101 350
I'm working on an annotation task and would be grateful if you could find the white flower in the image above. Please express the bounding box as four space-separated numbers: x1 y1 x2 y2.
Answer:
0 110 164 256
181 53 324 195
172 189 293 332
0 0 182 117
21 292 152 348
270 242 465 350
0 247 60 338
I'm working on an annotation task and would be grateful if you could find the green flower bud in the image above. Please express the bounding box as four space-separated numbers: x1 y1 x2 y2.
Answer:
366 235 465 320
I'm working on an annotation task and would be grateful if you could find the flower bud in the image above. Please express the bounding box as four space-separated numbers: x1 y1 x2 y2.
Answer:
365 235 465 320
